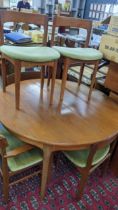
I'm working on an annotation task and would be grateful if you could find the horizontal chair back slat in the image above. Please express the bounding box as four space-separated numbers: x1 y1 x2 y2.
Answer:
85 132 118 170
0 10 48 46
95 132 118 150
53 16 92 29
51 16 92 47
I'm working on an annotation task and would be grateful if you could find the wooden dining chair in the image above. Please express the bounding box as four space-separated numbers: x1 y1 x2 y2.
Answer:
0 11 60 109
63 133 118 200
51 16 103 107
0 123 43 202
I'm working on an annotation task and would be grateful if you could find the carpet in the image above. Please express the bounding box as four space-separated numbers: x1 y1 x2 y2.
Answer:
0 153 118 210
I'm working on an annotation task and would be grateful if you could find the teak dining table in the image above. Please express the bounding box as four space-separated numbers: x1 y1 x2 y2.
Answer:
0 79 117 198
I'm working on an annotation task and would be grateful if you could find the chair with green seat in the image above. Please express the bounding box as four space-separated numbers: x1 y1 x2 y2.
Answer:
63 133 118 200
0 10 60 109
0 123 43 202
51 16 103 108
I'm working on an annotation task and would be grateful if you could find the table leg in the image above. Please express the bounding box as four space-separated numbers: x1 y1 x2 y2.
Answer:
40 145 54 199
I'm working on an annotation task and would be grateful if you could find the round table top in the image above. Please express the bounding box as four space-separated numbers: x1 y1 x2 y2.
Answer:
0 79 118 148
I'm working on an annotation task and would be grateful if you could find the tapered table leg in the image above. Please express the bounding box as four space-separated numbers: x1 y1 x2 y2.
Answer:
40 145 54 199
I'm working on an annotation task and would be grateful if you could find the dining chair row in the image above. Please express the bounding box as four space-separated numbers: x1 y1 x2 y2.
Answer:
0 10 103 110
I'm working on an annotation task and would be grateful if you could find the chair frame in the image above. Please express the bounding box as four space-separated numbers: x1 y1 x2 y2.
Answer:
0 10 57 109
51 16 101 108
64 133 118 200
0 134 42 202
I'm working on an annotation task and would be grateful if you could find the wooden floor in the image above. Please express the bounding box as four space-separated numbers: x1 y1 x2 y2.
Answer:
0 79 117 147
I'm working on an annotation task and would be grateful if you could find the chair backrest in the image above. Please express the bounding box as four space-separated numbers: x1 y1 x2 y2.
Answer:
0 10 48 46
51 16 92 47
86 132 118 168
95 132 118 150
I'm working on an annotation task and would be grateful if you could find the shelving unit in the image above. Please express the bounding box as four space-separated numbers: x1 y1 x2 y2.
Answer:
33 0 55 18
32 0 86 19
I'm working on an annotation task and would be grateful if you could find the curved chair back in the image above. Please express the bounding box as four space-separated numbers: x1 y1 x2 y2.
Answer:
86 132 118 169
51 15 92 47
0 10 48 46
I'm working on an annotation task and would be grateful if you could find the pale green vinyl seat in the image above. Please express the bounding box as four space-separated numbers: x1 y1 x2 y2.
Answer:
63 145 110 168
1 46 60 62
0 124 43 172
53 46 103 61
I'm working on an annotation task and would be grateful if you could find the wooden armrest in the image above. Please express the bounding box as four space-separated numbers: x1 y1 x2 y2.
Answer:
5 144 34 158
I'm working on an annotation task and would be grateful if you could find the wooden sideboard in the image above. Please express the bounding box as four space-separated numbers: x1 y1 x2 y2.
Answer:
105 61 118 93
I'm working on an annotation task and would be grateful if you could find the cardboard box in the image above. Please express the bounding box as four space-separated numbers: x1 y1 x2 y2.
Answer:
99 34 118 63
108 16 118 36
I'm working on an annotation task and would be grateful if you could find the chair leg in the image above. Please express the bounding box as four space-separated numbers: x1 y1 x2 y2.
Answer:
2 157 9 202
47 67 51 88
41 66 45 90
49 61 57 105
14 61 21 110
59 58 70 105
77 170 89 201
88 60 99 101
1 58 7 92
78 63 85 87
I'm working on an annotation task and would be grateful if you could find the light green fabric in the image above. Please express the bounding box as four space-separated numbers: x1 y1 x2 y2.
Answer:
64 145 110 168
53 46 103 61
1 46 60 62
0 125 43 172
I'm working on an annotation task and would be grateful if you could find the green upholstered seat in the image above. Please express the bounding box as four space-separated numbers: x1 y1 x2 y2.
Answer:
0 125 43 172
64 145 110 168
53 46 103 61
1 46 60 62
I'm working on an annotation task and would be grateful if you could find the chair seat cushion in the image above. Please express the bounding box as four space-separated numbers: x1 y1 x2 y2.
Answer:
1 46 60 62
0 124 43 172
64 145 110 168
53 46 103 61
